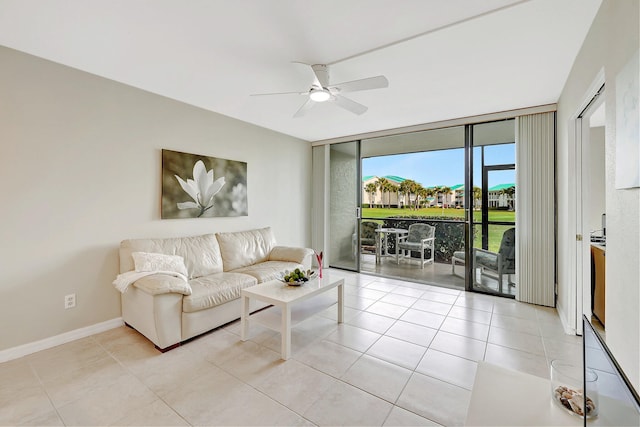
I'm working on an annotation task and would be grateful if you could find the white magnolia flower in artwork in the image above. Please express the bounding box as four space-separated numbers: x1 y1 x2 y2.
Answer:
174 160 225 217
231 183 247 214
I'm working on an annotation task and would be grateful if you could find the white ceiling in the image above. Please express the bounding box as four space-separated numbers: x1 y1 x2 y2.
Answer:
0 0 601 142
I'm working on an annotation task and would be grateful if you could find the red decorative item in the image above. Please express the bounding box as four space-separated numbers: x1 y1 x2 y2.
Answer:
315 250 323 278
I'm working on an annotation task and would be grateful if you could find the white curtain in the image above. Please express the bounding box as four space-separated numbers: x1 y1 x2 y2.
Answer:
516 112 555 306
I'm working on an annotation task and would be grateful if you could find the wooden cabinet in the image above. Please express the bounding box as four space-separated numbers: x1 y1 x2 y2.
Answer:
591 244 606 325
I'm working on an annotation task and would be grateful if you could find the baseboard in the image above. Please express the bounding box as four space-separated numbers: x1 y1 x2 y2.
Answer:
0 317 124 363
556 299 577 336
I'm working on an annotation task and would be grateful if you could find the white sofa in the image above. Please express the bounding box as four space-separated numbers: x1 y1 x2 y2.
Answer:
118 227 313 351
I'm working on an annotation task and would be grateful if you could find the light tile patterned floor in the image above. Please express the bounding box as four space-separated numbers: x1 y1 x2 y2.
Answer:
0 269 582 426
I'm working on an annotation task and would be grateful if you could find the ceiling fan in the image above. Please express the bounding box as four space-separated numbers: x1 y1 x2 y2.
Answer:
251 63 389 118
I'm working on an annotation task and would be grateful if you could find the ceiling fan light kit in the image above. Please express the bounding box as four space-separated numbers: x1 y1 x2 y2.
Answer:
251 63 388 117
309 88 331 102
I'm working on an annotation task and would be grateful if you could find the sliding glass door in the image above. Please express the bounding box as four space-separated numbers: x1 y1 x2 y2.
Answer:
470 120 516 297
323 119 517 298
359 127 467 289
328 141 360 271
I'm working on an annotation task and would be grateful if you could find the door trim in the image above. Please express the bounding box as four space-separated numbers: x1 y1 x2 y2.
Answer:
563 69 605 335
575 85 605 335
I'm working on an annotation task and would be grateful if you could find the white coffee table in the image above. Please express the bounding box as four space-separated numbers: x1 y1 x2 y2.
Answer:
240 272 344 360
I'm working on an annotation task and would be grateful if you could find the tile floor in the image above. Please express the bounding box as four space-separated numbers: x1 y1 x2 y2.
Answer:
0 269 582 426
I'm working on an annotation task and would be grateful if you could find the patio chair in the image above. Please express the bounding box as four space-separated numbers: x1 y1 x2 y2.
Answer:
352 221 380 257
397 223 435 268
452 227 516 291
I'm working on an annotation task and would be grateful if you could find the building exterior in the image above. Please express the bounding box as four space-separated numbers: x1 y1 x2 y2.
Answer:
363 177 468 209
362 175 406 207
450 184 464 208
364 178 515 210
488 183 515 209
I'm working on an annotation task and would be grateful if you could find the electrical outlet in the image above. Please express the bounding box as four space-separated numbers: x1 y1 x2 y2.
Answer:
64 293 76 309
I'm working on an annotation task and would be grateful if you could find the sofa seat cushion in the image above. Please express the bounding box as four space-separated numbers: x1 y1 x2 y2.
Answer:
232 261 303 283
183 273 257 313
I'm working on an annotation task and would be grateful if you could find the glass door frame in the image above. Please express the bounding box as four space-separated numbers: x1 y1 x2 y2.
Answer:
326 120 515 297
481 163 516 250
474 163 516 297
464 125 474 292
327 140 361 272
464 122 516 295
355 140 362 272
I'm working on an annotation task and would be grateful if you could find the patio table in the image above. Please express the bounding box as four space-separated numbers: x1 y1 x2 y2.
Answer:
375 227 408 264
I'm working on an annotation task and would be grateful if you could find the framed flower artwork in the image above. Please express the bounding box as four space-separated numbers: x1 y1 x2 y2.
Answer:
161 149 248 219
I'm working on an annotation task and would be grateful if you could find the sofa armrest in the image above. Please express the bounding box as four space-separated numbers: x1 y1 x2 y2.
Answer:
269 246 314 269
133 273 192 296
121 286 183 350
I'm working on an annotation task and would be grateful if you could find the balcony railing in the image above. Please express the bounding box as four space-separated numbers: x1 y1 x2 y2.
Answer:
361 216 515 262
362 216 465 263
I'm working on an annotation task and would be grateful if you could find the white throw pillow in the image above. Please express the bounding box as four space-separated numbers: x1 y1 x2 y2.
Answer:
131 252 188 277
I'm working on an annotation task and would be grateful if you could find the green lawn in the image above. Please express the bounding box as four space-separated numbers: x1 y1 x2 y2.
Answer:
362 207 515 222
362 207 515 253
475 224 514 253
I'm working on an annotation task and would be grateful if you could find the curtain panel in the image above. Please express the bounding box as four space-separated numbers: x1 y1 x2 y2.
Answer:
515 112 556 306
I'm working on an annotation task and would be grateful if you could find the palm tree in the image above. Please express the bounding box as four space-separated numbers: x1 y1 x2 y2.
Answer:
413 185 421 209
415 185 428 209
399 179 417 209
409 180 421 210
384 182 395 208
438 186 451 214
472 186 482 210
365 182 378 207
500 185 516 210
376 177 392 208
421 186 433 208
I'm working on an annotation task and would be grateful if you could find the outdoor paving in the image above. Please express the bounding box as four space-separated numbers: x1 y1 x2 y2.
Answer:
359 253 516 297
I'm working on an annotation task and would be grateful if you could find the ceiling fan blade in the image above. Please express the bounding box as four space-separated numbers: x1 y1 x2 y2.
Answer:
332 95 368 115
310 64 330 88
250 91 308 97
293 98 316 118
291 61 321 87
330 75 389 93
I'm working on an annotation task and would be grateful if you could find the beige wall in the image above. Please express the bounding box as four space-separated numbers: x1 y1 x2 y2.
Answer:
557 0 640 388
0 46 311 352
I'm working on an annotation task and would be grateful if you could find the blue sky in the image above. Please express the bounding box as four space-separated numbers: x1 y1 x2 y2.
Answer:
362 143 515 188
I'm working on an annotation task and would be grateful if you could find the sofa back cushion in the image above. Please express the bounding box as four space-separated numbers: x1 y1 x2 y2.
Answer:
119 233 223 278
216 227 276 271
